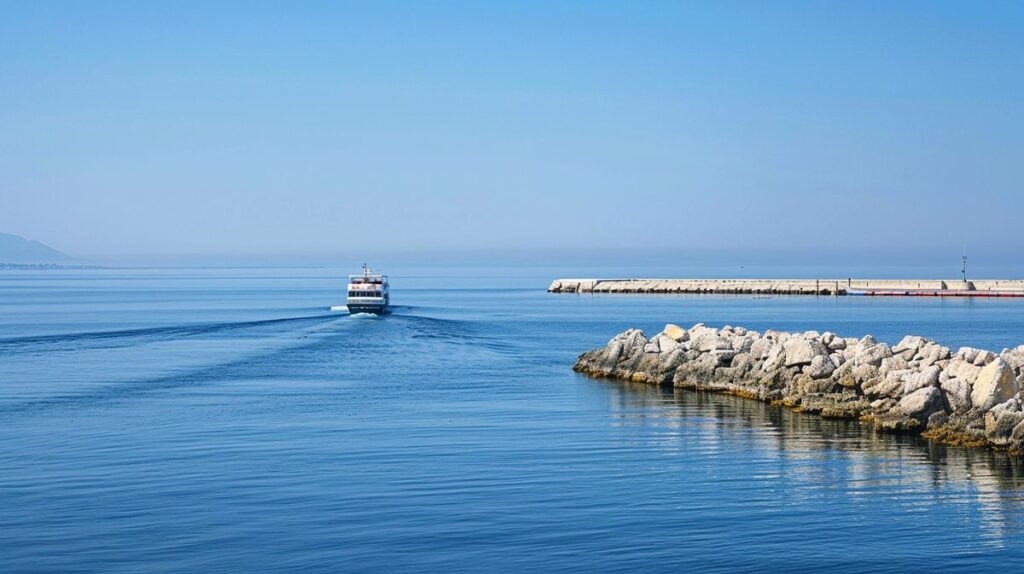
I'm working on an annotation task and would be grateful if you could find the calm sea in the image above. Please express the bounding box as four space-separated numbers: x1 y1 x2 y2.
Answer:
1 267 1023 572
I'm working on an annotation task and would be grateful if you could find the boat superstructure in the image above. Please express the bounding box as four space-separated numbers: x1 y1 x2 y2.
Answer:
346 264 390 314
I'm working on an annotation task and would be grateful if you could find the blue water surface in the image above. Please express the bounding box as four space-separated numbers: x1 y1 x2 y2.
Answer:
1 267 1023 572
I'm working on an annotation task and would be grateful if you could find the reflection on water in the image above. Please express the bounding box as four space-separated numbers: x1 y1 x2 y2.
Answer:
603 379 1024 549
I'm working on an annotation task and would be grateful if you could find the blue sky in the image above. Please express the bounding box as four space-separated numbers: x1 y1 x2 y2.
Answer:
1 1 1021 262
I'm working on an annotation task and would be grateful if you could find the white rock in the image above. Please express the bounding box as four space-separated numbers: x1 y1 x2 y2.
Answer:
990 397 1023 415
784 337 829 367
917 343 951 367
971 358 1020 412
945 357 983 385
893 335 926 355
804 354 836 379
902 365 941 396
899 387 944 420
711 349 737 365
662 324 688 342
689 323 710 337
872 377 906 399
605 330 647 365
731 336 754 353
880 355 909 376
985 411 1024 445
1000 345 1024 370
762 345 787 372
972 350 997 366
871 398 895 410
918 364 942 386
828 337 847 351
956 347 977 362
653 334 680 354
855 341 892 367
691 332 731 352
749 338 773 360
941 378 972 412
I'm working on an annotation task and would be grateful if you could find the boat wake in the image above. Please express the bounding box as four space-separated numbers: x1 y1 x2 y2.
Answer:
0 313 339 356
348 312 383 319
0 305 519 419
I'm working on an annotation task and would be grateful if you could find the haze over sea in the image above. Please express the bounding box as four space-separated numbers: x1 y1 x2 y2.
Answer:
2 264 1023 573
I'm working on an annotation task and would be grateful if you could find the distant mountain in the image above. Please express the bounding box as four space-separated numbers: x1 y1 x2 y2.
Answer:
0 232 73 263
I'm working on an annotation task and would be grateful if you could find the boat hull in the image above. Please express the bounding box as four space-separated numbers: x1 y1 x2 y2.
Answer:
347 304 390 315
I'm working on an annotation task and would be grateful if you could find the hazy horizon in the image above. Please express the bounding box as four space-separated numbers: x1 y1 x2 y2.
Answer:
8 240 1024 280
2 2 1022 262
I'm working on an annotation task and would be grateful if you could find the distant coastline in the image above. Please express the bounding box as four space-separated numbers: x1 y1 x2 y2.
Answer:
0 232 73 264
0 262 105 270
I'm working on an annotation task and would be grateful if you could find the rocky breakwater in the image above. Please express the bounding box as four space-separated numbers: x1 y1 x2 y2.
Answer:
574 323 1024 454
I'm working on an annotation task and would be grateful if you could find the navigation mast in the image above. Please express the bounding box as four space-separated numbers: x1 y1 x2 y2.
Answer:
961 247 968 284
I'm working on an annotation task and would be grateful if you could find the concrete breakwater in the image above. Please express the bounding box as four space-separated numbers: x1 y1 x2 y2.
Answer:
574 323 1024 454
548 278 1024 296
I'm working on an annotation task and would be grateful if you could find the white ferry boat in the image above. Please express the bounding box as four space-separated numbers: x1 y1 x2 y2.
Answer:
346 264 390 314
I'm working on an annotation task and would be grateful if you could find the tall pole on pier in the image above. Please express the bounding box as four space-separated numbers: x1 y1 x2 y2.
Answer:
961 247 967 284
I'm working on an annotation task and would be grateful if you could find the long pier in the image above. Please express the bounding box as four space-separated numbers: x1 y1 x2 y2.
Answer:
548 278 1024 297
